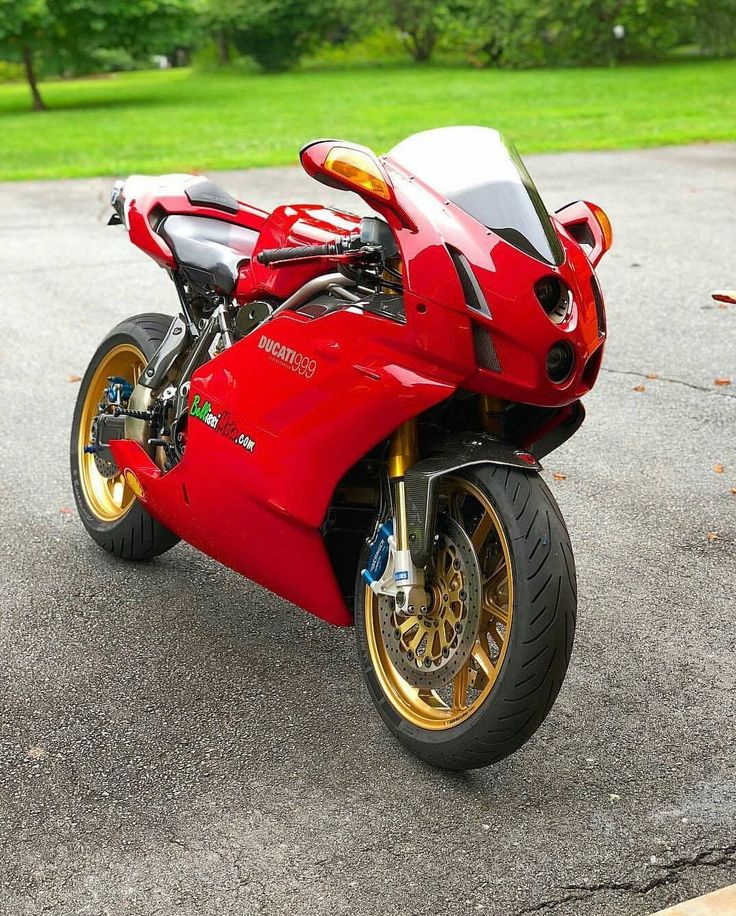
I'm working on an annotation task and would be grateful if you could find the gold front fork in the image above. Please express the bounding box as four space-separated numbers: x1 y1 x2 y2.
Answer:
479 396 506 437
387 419 425 611
388 418 418 553
388 417 418 480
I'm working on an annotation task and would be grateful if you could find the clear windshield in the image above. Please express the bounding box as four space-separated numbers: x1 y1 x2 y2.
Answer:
388 126 564 266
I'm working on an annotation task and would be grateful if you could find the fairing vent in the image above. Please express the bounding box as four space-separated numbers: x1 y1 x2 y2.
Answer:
591 275 606 337
472 323 501 373
447 245 491 316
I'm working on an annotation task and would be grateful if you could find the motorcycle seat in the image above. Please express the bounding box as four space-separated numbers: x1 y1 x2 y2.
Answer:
159 214 259 294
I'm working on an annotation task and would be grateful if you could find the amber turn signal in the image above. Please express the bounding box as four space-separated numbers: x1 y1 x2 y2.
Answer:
324 147 391 200
590 204 613 254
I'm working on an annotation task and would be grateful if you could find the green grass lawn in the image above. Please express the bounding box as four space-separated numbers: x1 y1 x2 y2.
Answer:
0 59 734 181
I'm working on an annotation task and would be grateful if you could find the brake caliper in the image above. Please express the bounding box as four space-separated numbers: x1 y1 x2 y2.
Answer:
361 520 393 589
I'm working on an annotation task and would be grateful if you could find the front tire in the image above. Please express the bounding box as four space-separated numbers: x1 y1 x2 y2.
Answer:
355 465 577 771
70 313 180 561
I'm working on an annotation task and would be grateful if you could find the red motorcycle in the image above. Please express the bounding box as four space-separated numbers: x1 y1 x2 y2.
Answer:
71 127 612 770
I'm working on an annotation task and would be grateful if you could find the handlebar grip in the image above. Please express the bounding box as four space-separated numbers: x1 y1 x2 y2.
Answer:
257 243 336 265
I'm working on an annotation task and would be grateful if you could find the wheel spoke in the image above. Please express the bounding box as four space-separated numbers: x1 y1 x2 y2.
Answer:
484 597 510 627
453 662 469 710
485 560 507 592
471 639 495 679
471 510 493 552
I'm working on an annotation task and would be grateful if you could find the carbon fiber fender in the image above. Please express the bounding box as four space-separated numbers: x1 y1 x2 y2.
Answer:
405 432 542 567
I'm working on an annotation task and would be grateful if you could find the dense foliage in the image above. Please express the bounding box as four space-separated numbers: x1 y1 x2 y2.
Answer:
0 0 193 106
1 0 734 108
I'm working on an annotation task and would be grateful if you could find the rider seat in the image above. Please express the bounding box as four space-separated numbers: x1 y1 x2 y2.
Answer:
159 214 259 294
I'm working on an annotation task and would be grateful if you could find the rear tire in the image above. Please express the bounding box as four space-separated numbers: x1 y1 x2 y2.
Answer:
355 465 576 771
70 313 180 561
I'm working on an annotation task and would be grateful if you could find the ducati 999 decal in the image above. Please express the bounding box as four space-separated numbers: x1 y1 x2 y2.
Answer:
190 394 256 453
258 334 317 379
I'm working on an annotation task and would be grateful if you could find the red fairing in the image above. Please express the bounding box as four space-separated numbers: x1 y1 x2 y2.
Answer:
111 307 459 625
110 132 609 626
241 204 362 301
126 182 268 268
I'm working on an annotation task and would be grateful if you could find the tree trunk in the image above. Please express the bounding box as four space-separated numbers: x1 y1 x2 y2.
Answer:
408 28 436 62
22 45 46 111
216 30 231 65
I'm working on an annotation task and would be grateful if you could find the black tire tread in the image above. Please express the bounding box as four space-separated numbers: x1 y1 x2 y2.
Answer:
70 313 180 562
355 464 577 771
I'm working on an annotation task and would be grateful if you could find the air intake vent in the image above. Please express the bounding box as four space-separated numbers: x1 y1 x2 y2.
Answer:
591 275 606 336
472 323 501 373
447 245 491 316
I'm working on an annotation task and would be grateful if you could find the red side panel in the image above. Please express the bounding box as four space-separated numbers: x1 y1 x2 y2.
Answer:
111 306 459 626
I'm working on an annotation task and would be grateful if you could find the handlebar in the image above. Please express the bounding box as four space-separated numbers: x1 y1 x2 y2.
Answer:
256 241 345 266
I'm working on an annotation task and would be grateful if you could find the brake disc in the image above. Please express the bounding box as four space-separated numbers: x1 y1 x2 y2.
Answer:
378 515 481 690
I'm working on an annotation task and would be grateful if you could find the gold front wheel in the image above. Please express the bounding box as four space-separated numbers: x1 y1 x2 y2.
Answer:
356 465 576 771
365 476 514 730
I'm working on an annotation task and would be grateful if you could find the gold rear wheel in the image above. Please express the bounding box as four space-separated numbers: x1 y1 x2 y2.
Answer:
364 476 513 730
77 343 145 522
70 314 180 561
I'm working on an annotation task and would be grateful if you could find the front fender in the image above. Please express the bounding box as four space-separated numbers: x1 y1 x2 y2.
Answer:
405 432 541 567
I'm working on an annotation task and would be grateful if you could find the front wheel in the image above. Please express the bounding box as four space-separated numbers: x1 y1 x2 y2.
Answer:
70 313 180 561
355 466 577 771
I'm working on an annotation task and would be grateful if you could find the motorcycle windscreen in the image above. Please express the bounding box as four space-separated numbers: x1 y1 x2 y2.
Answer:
388 126 564 266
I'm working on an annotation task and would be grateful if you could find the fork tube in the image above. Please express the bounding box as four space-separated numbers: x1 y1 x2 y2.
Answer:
388 420 424 607
479 396 506 437
388 418 418 480
388 419 418 553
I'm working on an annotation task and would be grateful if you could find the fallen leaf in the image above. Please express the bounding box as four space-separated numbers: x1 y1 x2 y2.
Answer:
632 384 646 392
553 472 567 481
646 372 658 380
731 488 736 496
59 507 72 515
67 374 81 383
706 531 719 543
714 377 732 387
714 464 725 474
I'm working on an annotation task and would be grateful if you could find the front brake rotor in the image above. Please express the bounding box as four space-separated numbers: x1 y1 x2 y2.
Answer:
378 515 481 690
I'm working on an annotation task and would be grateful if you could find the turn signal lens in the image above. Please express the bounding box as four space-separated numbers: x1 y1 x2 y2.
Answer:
591 205 613 254
324 147 391 200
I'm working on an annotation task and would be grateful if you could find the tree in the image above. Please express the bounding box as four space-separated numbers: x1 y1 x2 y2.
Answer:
202 0 351 72
384 0 455 62
688 0 736 56
0 0 195 110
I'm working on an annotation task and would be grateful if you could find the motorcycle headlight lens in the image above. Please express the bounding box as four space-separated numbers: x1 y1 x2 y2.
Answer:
547 342 575 383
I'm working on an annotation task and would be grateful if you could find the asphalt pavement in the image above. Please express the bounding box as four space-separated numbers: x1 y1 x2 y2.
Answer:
0 144 734 916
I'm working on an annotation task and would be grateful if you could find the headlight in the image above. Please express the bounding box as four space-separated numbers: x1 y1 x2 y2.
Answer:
546 342 575 383
535 276 572 325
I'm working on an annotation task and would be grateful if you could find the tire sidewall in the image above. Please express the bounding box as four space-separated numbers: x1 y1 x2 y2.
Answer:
355 465 577 769
70 314 173 543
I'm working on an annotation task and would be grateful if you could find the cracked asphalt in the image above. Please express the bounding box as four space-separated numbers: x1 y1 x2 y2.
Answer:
0 144 735 916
